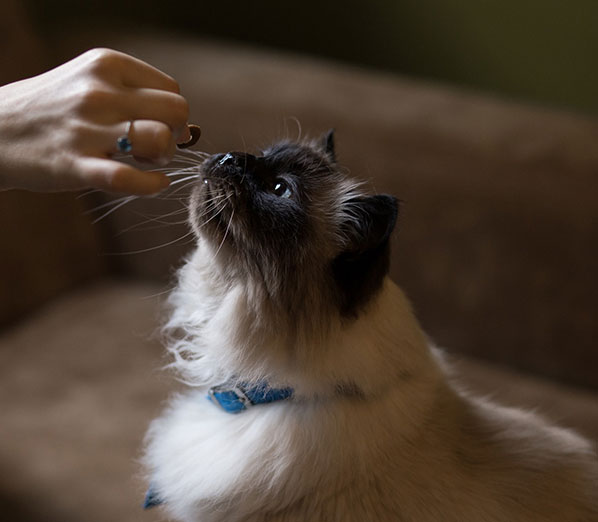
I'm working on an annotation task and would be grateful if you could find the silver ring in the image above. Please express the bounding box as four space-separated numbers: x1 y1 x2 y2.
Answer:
116 120 133 153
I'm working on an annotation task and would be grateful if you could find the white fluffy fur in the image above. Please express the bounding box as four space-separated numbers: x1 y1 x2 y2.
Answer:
144 243 598 521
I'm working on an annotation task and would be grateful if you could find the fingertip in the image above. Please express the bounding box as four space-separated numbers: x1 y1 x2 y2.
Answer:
79 157 172 195
157 173 171 191
109 166 171 195
132 172 171 195
166 75 180 94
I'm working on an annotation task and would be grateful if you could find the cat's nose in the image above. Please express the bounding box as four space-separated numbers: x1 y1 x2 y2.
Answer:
217 152 257 171
209 152 260 183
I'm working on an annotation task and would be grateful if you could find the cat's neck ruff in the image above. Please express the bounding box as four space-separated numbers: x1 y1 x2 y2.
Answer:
165 244 441 400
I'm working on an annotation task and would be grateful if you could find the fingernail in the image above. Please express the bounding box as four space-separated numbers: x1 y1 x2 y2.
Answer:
160 176 171 189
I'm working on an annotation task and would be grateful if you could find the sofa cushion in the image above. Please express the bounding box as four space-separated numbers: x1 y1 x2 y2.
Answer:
0 282 168 522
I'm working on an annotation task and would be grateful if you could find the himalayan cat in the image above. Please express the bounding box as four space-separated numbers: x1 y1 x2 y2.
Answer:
143 131 598 521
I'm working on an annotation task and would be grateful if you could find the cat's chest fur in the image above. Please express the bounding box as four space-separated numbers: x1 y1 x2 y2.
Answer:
145 268 596 522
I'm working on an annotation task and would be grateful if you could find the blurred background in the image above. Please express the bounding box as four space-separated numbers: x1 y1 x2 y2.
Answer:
22 0 598 114
1 1 597 521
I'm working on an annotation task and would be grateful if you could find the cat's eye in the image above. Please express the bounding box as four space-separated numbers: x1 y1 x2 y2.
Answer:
272 179 292 199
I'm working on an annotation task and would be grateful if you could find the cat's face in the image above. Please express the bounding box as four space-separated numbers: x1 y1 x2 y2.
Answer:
189 132 398 320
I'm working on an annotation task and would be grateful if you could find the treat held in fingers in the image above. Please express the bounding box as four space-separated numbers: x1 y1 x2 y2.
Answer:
177 124 201 149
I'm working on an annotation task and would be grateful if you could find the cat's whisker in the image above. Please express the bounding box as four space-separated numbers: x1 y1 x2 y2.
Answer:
292 117 303 141
152 177 201 200
196 198 227 222
149 165 200 174
85 195 134 214
132 205 189 220
162 180 200 201
77 188 102 199
141 194 191 202
154 177 199 199
115 206 190 235
166 166 200 173
155 159 202 171
213 207 234 258
88 195 139 223
239 133 248 156
282 116 302 142
171 153 210 165
87 180 194 225
130 194 229 233
174 149 210 158
176 148 211 157
196 193 228 213
165 160 202 169
193 202 228 224
174 151 208 158
174 153 204 159
169 174 201 186
117 218 192 235
84 180 188 225
162 167 200 174
104 228 196 256
140 285 178 300
195 197 231 231
127 203 187 219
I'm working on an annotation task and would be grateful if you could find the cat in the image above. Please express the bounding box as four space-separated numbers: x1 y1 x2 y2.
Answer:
143 131 598 521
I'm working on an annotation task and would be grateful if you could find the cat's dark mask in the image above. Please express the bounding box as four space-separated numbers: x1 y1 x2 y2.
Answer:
189 131 398 319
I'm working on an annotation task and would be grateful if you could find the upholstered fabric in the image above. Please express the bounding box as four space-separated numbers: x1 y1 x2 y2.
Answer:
1 282 596 522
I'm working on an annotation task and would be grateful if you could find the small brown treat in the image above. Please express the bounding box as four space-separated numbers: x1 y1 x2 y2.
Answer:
177 124 202 149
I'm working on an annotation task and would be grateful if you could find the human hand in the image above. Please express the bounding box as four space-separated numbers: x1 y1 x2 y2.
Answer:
0 48 192 195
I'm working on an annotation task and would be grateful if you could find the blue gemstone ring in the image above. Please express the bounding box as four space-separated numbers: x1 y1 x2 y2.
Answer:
116 120 133 153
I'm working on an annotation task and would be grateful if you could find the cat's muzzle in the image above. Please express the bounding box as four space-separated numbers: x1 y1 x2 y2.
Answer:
205 151 259 181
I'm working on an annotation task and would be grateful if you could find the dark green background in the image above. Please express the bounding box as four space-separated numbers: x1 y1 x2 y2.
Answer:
25 0 598 115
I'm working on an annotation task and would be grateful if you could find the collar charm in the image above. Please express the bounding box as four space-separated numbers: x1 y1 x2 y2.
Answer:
208 382 294 413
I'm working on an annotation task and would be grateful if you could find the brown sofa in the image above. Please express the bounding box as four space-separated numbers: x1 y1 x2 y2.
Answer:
2 9 597 522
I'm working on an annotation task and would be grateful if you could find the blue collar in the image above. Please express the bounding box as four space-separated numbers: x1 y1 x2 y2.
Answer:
207 381 294 414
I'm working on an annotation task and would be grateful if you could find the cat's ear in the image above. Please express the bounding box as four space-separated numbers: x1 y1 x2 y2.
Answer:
320 128 336 162
332 194 399 317
342 194 398 253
